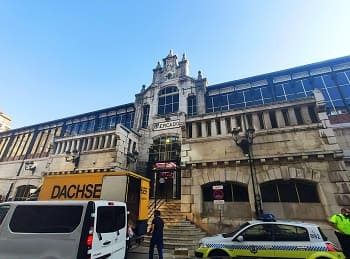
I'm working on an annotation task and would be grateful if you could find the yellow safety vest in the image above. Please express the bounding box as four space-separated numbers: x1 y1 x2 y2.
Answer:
329 213 350 235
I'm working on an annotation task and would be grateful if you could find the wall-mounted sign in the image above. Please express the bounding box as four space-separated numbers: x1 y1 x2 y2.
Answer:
153 120 180 131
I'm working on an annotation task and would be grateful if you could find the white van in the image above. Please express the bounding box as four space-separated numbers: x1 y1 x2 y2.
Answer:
0 200 127 259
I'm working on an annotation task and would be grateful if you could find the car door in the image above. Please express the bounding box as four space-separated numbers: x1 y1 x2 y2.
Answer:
271 224 312 258
232 223 275 258
92 202 127 259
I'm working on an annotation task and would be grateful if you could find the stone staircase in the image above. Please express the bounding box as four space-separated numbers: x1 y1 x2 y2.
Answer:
141 199 207 258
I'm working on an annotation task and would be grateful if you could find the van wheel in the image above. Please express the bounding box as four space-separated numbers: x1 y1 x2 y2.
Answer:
208 250 229 259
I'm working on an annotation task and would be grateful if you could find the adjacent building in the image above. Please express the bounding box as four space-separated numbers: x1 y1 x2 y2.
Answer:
1 51 350 233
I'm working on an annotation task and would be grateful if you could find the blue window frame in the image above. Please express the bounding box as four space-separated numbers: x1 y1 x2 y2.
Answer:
187 95 197 116
158 86 179 115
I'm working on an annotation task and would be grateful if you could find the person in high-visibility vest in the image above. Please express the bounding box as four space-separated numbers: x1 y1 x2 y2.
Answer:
329 208 350 258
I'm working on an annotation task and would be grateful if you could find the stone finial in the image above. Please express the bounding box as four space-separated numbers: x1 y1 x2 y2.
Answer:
141 84 146 92
197 70 202 80
156 61 161 69
182 53 187 61
168 49 174 57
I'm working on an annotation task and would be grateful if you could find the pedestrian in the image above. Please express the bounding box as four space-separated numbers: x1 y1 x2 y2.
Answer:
148 209 164 259
329 207 350 258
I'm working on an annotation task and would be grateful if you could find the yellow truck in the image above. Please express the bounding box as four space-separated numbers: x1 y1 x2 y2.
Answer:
36 171 150 241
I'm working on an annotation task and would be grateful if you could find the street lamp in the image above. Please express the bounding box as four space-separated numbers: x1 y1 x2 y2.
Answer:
231 127 263 218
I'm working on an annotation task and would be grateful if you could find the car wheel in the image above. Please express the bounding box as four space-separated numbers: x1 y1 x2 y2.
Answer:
208 250 230 259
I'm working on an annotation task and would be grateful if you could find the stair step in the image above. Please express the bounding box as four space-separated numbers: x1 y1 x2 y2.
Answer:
146 199 207 253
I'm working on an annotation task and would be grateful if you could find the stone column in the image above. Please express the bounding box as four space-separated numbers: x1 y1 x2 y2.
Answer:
263 112 272 129
92 137 98 150
201 121 208 138
288 108 298 126
98 136 103 149
252 113 261 131
87 138 92 151
275 110 286 128
76 140 81 151
104 135 110 149
65 141 71 152
301 106 312 124
110 135 116 148
192 122 198 138
220 118 227 135
55 142 62 154
231 116 237 130
211 119 217 136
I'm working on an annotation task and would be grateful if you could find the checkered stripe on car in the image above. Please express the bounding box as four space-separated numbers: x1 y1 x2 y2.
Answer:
205 244 268 250
205 244 327 252
272 245 327 251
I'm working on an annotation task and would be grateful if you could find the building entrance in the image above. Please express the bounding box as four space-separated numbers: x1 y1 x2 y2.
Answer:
148 135 181 200
153 161 179 200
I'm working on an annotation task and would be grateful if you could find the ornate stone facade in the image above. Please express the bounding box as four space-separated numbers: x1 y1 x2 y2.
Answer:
0 51 350 236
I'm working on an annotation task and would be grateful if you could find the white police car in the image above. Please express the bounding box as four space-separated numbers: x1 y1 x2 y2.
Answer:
195 215 345 258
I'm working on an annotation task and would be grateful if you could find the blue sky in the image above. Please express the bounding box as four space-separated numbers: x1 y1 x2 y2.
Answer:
1 0 350 129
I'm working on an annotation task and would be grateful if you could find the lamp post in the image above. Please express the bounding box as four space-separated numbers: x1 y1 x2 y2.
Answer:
231 127 263 218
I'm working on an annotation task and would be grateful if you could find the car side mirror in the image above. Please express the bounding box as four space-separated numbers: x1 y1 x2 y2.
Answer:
235 235 244 242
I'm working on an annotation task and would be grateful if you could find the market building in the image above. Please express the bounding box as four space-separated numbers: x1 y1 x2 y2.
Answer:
1 51 350 232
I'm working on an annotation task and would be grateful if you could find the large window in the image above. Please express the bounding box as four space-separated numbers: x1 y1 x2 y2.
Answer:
142 105 150 128
10 205 83 233
187 95 197 116
150 136 180 162
158 86 179 115
205 69 350 116
202 182 249 202
261 180 319 203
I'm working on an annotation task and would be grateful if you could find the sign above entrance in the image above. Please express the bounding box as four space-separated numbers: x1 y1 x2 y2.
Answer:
153 120 180 131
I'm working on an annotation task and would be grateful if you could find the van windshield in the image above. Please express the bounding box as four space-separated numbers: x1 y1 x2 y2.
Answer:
0 205 10 225
9 205 83 233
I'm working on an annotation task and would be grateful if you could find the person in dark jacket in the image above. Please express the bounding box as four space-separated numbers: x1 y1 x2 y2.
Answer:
148 210 164 259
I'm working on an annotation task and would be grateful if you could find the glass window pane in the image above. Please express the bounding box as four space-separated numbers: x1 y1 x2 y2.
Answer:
278 182 298 202
323 75 335 87
312 77 324 88
10 205 83 233
302 79 314 91
261 183 279 202
232 184 249 202
274 224 309 241
336 72 348 85
296 182 319 202
274 84 285 96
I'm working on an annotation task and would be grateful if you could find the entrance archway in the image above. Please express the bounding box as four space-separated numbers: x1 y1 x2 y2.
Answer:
148 135 181 200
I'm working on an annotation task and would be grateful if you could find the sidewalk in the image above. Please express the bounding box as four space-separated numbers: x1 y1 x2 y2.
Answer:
129 246 174 258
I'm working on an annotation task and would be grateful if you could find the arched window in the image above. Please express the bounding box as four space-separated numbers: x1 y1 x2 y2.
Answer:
261 180 319 203
14 185 37 201
158 86 179 115
202 182 249 202
187 95 197 116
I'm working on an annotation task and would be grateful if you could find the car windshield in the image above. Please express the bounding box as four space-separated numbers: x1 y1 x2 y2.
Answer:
222 222 250 238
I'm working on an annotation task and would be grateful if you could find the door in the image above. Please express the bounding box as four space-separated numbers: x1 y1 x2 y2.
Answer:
232 224 275 258
91 202 127 259
271 224 312 258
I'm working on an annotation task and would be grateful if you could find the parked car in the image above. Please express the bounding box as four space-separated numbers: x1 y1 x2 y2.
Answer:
0 200 128 259
195 217 345 259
